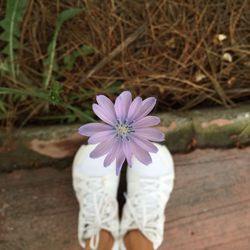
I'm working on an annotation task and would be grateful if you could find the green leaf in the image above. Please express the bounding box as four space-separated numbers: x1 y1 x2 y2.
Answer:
49 81 63 105
80 45 95 55
105 80 123 93
63 45 95 71
43 8 82 88
57 8 82 27
0 60 10 75
0 0 28 79
1 38 20 55
0 99 6 113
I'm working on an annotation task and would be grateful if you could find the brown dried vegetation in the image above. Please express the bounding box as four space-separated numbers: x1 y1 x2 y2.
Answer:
0 0 250 126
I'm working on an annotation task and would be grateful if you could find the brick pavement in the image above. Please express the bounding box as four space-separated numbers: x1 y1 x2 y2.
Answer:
1 147 250 250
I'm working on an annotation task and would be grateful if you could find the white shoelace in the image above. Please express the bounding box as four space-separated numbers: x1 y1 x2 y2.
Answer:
124 175 172 243
75 177 118 250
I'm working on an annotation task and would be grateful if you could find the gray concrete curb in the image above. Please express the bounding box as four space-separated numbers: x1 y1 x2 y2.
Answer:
1 105 250 172
159 105 250 152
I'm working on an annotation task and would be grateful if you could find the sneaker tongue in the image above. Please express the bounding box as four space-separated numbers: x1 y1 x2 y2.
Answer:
127 169 140 193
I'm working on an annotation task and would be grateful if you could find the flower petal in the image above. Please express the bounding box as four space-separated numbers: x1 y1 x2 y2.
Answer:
90 138 116 158
134 97 156 121
92 104 115 125
122 139 132 166
114 96 122 121
96 95 116 120
114 143 126 175
104 139 120 167
136 128 165 142
133 116 160 128
127 96 143 122
116 153 125 175
130 134 158 153
114 91 132 122
78 123 113 136
130 138 152 165
88 130 116 144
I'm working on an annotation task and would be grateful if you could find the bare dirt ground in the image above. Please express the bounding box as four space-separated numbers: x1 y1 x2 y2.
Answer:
1 147 250 250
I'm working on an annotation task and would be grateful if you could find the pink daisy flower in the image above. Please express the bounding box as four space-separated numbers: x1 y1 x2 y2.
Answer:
79 91 165 175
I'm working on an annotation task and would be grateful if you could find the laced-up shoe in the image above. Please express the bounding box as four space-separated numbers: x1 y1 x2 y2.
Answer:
121 143 174 249
73 145 120 250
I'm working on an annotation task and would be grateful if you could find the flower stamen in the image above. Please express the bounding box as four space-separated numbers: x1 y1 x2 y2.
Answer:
115 122 134 138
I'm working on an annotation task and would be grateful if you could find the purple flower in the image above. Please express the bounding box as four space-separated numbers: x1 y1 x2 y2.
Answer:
78 91 165 175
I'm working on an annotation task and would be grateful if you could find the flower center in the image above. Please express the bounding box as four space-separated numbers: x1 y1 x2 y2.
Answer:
115 122 134 138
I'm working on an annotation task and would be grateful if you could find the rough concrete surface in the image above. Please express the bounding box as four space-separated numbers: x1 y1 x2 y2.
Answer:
1 147 250 250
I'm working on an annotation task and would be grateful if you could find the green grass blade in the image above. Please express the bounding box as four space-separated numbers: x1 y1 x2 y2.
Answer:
62 103 95 122
0 0 28 79
0 87 48 100
43 8 82 88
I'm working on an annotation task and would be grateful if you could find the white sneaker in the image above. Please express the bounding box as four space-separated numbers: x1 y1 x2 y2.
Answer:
120 143 175 250
72 144 120 250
